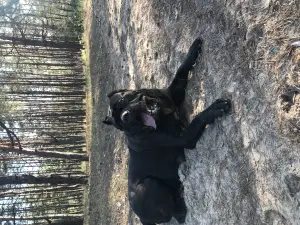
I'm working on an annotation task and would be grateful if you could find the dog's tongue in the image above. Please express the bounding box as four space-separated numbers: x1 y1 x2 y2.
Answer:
141 113 156 129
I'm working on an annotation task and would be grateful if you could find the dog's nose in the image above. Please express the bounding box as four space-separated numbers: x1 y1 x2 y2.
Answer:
121 110 130 123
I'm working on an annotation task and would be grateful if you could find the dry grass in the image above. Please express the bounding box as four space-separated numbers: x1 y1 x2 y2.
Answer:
84 0 300 224
108 139 130 225
82 0 92 155
81 0 93 224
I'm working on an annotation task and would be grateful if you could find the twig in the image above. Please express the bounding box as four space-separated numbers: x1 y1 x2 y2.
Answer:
0 121 22 150
0 121 14 148
289 121 300 131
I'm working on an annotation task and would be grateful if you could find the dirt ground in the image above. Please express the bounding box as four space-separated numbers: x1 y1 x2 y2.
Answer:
84 0 300 224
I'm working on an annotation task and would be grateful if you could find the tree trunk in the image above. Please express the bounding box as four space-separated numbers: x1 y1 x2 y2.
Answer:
0 35 82 49
0 174 88 185
0 184 82 197
0 146 89 161
0 215 83 221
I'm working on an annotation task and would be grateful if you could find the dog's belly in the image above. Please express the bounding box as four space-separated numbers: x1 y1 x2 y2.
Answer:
128 148 183 182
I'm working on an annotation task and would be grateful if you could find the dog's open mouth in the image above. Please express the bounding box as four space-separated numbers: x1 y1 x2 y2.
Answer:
140 102 159 129
141 113 157 129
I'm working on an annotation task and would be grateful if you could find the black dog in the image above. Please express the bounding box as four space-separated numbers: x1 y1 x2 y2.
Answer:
103 38 231 225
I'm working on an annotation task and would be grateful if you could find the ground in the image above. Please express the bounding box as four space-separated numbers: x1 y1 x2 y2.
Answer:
83 0 300 224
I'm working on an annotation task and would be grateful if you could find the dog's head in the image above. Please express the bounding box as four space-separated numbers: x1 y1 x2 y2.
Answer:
103 89 175 133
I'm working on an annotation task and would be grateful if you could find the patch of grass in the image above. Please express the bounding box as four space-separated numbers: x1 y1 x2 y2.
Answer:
109 171 128 204
108 140 130 225
82 183 90 225
80 0 92 155
81 161 89 173
83 51 92 154
80 0 92 224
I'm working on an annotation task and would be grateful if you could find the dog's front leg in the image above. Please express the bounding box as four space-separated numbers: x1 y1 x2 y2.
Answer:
128 99 230 150
181 99 231 149
168 37 202 106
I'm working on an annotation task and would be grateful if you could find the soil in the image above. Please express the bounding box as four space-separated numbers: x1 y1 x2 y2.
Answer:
84 0 300 224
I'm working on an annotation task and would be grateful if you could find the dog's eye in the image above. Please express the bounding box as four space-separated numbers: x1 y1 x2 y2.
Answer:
121 110 130 123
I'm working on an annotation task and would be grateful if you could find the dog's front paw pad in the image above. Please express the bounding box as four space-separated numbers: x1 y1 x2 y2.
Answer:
190 38 202 52
196 38 203 51
195 37 203 45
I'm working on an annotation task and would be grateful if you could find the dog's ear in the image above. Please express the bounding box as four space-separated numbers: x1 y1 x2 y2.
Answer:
162 107 175 115
103 116 114 125
107 89 129 98
159 97 176 115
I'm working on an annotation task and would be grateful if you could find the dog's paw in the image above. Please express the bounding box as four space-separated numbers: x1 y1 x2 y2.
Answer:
190 37 203 52
201 99 231 124
208 99 231 113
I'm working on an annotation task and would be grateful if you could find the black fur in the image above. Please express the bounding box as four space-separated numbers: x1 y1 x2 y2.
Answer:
103 38 231 224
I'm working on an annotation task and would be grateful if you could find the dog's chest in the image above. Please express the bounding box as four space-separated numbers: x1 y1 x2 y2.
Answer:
157 111 183 136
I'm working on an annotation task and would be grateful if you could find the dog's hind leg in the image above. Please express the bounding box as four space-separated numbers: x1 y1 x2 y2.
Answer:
172 185 187 224
140 222 156 225
168 37 202 106
163 178 187 224
129 178 177 225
